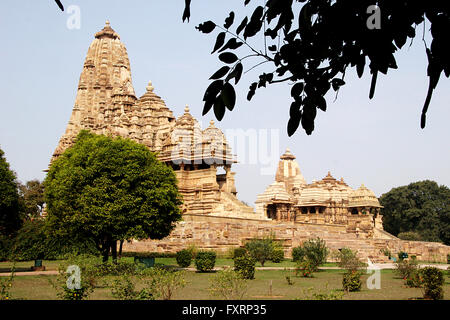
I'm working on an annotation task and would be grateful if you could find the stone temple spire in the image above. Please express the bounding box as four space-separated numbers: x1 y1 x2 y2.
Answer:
52 21 135 161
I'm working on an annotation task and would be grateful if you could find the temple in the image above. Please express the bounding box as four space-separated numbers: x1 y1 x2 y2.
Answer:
256 149 383 238
50 22 450 262
51 21 254 218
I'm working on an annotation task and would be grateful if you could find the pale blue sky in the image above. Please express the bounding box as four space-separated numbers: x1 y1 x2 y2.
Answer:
0 1 449 206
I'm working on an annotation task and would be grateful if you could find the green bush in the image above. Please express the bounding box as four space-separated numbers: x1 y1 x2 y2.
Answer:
176 249 192 268
234 255 255 280
208 268 248 300
295 260 315 278
141 267 187 300
0 235 13 262
397 231 422 241
420 267 444 300
334 248 366 272
194 251 216 272
233 247 248 259
395 259 419 280
295 238 328 271
342 271 362 292
406 271 423 288
9 220 97 261
270 249 284 263
292 246 305 262
245 237 275 267
110 275 153 300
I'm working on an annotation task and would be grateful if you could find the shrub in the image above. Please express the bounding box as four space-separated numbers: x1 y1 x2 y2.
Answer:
334 248 366 272
176 249 192 268
397 231 422 241
342 271 362 292
292 246 305 262
0 267 14 300
245 237 274 267
447 254 450 264
194 251 216 272
208 268 248 300
271 249 284 263
141 267 187 300
233 247 248 259
295 260 315 278
110 275 153 300
395 259 419 280
234 255 256 280
420 267 444 300
296 238 328 271
96 260 139 277
301 283 345 300
406 271 423 288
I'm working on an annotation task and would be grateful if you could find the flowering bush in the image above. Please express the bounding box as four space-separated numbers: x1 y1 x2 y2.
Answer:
296 260 315 278
420 267 444 300
342 270 362 292
234 254 256 280
0 269 14 300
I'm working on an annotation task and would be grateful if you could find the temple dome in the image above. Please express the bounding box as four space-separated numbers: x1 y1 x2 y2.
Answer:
348 184 382 208
256 182 293 203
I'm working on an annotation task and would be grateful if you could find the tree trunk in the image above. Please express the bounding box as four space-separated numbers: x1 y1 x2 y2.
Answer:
111 240 118 263
118 240 124 259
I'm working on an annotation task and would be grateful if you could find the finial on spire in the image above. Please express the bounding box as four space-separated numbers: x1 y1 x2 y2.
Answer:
106 20 110 27
146 81 154 92
210 119 215 127
286 147 291 153
184 105 190 113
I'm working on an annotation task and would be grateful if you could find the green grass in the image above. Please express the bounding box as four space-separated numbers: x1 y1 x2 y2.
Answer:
5 269 450 300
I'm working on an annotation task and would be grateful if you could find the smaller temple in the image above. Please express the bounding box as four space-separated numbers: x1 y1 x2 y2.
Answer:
256 149 383 238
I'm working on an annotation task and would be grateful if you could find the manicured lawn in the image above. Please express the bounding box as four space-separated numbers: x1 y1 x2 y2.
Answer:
3 261 450 300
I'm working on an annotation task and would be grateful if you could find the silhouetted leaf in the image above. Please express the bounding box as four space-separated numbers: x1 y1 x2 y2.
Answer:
222 82 236 111
224 12 235 29
331 78 345 91
244 6 264 39
182 0 191 22
287 114 301 137
203 100 214 116
218 38 243 52
268 45 277 52
219 52 238 64
214 97 226 121
210 66 230 80
212 32 226 54
236 17 248 35
291 82 304 99
55 0 64 11
203 80 224 102
226 63 243 85
247 82 257 101
196 21 216 33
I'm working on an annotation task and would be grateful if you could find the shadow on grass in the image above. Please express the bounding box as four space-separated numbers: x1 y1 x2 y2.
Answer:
0 267 33 273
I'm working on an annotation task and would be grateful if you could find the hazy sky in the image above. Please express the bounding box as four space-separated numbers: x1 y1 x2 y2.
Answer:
0 1 449 206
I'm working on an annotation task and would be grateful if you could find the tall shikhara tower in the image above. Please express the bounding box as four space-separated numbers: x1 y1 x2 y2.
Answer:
51 22 255 218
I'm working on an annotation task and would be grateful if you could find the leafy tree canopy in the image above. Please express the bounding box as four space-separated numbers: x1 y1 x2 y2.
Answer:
44 131 182 262
379 180 450 245
0 147 23 236
183 0 450 136
18 180 44 219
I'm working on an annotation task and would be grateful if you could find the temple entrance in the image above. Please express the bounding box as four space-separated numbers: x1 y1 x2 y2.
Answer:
267 204 277 220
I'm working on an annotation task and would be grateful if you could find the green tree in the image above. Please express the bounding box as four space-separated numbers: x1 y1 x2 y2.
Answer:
0 148 22 236
18 180 44 219
183 1 449 135
379 180 450 245
244 236 275 267
44 131 182 262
